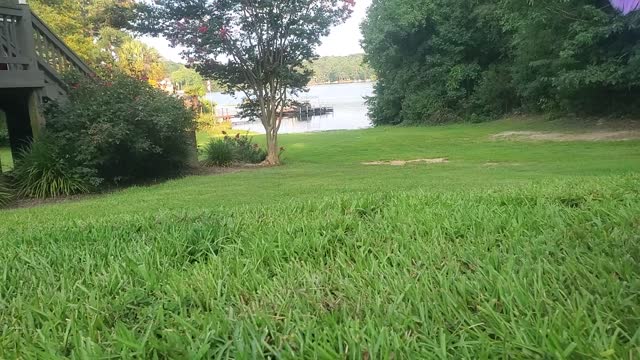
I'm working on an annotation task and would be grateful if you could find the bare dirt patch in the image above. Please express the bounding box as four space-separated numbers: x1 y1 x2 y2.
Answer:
483 162 521 167
492 130 640 142
363 158 449 166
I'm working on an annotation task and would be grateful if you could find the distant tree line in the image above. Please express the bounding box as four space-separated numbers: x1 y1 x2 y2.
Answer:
307 54 375 84
362 0 640 125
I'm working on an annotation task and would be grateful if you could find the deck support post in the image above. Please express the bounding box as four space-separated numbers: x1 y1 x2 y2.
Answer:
186 128 199 167
27 89 45 138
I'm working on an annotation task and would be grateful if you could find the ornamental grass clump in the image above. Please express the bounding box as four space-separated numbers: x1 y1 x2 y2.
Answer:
11 138 91 199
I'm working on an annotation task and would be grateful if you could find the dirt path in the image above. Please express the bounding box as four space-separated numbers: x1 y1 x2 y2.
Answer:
492 130 640 141
362 158 449 166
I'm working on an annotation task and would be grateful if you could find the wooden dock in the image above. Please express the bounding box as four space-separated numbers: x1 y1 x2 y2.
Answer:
283 104 334 118
217 103 334 121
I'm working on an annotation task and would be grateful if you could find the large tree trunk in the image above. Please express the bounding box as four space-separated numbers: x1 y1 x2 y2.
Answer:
264 126 280 165
261 97 281 166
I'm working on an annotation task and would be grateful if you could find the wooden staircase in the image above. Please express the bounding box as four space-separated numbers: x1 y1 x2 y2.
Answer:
0 0 92 157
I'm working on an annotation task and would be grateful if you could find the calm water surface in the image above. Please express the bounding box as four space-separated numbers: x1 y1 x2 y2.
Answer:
206 82 373 134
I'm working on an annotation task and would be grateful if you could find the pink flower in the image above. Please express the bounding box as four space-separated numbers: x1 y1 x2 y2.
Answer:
344 0 355 5
219 27 229 39
198 25 209 33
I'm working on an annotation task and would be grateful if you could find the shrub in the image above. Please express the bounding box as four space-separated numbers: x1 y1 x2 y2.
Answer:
196 114 230 135
225 133 267 163
203 139 234 167
45 72 196 185
12 138 92 199
0 175 12 207
203 133 266 167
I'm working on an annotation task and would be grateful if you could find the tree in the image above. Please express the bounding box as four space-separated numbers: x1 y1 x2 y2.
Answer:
171 67 206 97
362 0 640 125
361 0 511 125
30 0 136 65
115 41 167 86
135 0 354 165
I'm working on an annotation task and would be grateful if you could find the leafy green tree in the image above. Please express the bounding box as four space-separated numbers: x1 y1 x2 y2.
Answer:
115 41 167 86
164 61 184 75
365 0 494 123
362 0 640 125
135 0 354 165
30 0 136 65
506 0 640 115
171 67 206 97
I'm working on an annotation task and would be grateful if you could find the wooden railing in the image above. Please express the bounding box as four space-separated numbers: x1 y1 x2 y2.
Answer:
31 12 92 78
0 4 31 72
0 0 92 91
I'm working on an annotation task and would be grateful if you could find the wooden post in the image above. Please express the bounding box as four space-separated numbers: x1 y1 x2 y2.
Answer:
16 1 46 137
16 1 38 72
186 128 199 167
27 89 45 138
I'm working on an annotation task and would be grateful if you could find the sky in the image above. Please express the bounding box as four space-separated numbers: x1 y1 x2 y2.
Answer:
140 0 372 63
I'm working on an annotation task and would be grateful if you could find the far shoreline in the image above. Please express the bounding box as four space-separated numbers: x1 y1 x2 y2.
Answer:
307 80 375 86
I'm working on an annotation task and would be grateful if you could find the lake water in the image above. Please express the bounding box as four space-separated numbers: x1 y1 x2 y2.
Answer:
206 82 373 134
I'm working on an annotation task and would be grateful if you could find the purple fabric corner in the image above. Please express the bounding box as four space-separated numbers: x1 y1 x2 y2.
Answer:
610 0 640 15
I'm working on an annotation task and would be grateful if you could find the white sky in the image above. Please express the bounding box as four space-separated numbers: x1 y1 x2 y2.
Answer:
140 0 372 63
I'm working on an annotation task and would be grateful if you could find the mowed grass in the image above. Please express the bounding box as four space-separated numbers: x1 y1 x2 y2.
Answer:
1 118 640 358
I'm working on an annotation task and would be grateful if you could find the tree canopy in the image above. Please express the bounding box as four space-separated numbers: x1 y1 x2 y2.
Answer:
362 0 640 125
30 0 168 84
170 67 206 97
30 0 134 64
135 0 354 165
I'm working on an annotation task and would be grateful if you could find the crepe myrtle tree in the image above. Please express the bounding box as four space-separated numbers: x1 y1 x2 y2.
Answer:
135 0 354 165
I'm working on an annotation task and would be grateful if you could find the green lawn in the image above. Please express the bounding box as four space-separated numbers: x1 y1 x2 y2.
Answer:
0 147 12 172
1 118 639 358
